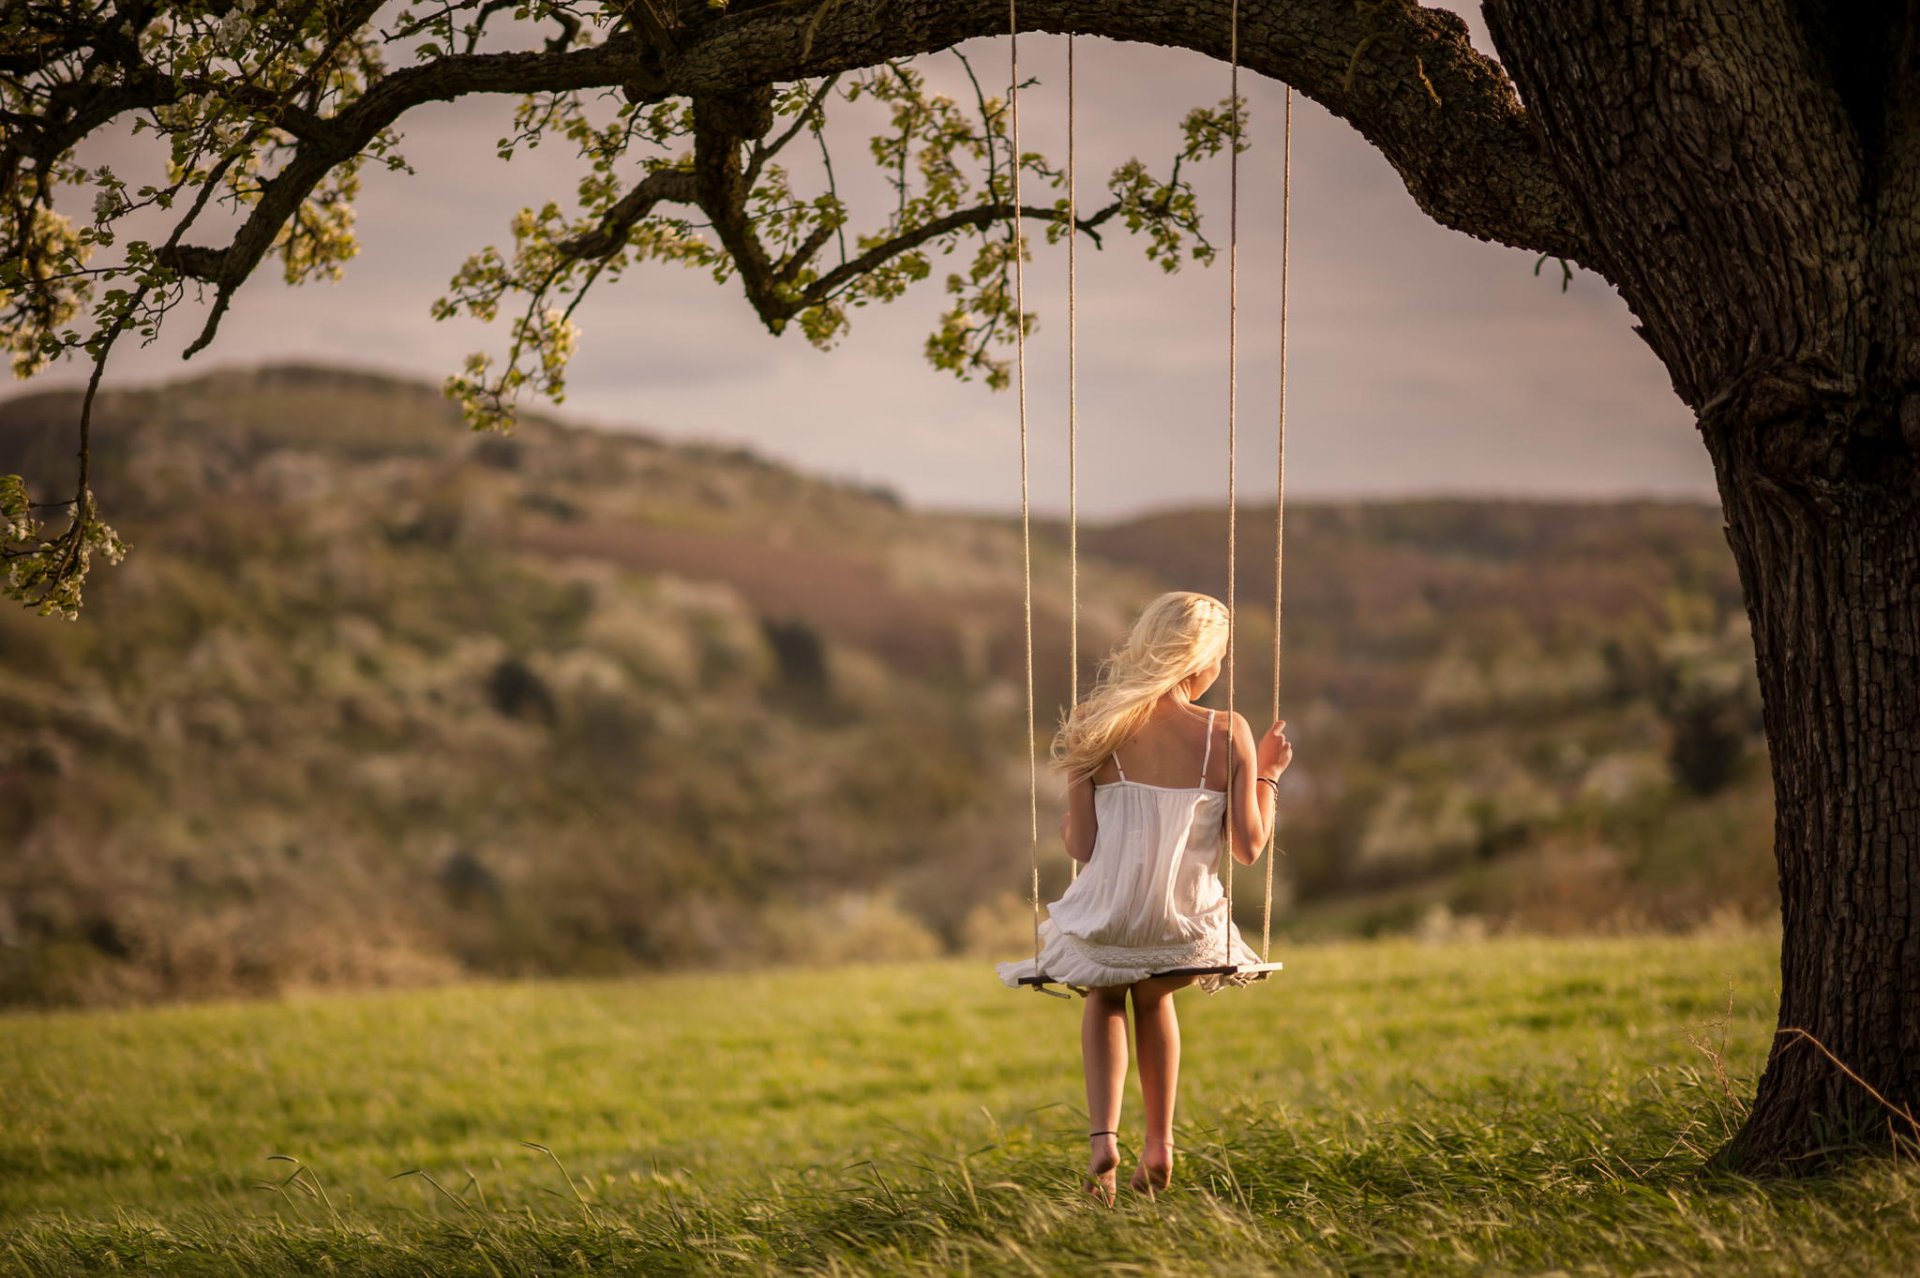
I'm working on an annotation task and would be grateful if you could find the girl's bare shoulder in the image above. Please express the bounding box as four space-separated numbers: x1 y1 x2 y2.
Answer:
1224 710 1257 752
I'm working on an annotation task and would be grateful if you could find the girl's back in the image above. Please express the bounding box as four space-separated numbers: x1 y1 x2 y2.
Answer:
1086 702 1230 793
1037 703 1244 972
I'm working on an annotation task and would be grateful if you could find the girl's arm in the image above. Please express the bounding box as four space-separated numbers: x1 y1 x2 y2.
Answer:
1061 774 1098 862
1227 713 1292 864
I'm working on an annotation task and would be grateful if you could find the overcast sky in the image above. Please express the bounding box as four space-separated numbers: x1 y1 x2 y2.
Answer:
33 5 1714 518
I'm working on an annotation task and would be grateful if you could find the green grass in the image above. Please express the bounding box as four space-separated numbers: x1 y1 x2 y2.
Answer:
4 933 1917 1275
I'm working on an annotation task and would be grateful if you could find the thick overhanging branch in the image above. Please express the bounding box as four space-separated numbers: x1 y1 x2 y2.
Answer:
153 0 1588 340
652 0 1591 265
1484 0 1870 416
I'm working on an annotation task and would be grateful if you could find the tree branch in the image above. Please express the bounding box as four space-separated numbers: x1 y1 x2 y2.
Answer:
794 197 1120 311
688 87 788 322
746 72 839 188
159 29 646 349
153 0 1588 331
556 166 700 258
653 0 1590 264
1485 0 1864 412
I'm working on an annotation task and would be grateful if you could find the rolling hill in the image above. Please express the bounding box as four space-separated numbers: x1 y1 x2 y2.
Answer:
0 364 1771 1005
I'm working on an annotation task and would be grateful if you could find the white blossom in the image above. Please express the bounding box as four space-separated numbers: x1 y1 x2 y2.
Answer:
217 12 252 55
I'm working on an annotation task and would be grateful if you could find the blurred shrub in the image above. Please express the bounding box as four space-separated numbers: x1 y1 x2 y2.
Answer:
761 616 830 700
1665 689 1752 796
487 656 556 724
757 892 941 967
957 892 1043 959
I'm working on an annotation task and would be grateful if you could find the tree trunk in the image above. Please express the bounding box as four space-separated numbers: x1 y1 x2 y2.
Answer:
1481 0 1920 1169
1705 404 1920 1171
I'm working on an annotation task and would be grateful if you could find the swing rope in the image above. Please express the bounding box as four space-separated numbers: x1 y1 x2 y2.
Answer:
1067 31 1080 881
1221 0 1240 964
1264 84 1292 964
1010 0 1040 971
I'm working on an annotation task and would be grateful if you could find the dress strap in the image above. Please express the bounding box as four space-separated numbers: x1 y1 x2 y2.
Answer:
1112 749 1128 781
1200 709 1217 785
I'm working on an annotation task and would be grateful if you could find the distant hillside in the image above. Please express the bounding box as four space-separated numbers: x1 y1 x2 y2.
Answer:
0 365 1772 1006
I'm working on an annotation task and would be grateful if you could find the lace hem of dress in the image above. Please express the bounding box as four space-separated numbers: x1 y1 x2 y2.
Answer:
1062 932 1219 971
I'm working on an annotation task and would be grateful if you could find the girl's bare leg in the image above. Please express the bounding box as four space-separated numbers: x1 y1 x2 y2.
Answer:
1081 985 1129 1204
1128 974 1194 1194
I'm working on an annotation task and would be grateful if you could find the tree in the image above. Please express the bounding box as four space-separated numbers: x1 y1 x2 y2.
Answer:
2 0 1914 1172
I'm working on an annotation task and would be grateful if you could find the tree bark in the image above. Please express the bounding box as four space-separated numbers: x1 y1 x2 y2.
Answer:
1484 0 1920 1169
1706 401 1920 1170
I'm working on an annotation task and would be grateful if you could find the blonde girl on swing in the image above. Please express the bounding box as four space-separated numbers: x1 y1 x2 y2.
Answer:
999 590 1292 1202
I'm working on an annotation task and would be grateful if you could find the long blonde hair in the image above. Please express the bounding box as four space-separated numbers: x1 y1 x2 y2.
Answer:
1053 591 1229 785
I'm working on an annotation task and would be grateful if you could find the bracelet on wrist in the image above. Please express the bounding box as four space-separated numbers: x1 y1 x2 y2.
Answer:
1256 774 1281 791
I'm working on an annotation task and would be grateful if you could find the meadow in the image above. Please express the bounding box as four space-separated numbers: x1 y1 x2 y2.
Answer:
6 932 1917 1275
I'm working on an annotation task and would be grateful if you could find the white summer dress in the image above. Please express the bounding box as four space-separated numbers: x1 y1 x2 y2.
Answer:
997 709 1265 993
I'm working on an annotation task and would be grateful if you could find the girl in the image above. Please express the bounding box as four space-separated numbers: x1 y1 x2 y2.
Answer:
998 591 1292 1203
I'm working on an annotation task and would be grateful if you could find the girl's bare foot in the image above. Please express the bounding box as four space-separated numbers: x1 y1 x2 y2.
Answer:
1086 1132 1119 1206
1129 1142 1173 1198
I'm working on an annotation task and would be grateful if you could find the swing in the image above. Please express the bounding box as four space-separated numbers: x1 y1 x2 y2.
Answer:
1006 1 1292 995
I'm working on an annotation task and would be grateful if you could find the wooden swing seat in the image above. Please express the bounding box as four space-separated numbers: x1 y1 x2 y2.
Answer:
1015 960 1284 995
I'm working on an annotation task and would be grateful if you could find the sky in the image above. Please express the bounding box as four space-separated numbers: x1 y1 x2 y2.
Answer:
34 4 1715 519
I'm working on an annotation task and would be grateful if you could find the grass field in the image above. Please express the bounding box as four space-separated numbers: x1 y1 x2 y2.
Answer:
5 933 1918 1275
